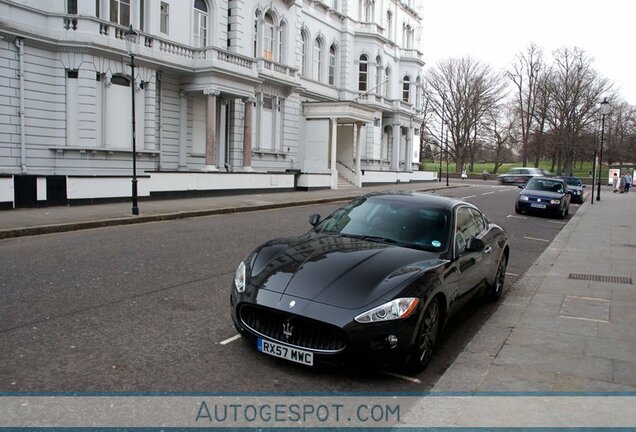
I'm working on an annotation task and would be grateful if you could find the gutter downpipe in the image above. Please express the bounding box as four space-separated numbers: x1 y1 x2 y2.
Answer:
15 37 26 173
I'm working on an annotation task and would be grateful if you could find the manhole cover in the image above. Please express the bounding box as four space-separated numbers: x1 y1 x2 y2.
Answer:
568 273 632 284
559 296 610 323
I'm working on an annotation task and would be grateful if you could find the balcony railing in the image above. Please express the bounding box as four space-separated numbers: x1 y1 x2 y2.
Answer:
354 22 385 37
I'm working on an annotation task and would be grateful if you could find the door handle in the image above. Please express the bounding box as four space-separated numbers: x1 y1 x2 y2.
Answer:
484 246 492 254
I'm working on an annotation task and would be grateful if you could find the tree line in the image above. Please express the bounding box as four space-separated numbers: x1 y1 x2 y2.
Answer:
420 44 636 175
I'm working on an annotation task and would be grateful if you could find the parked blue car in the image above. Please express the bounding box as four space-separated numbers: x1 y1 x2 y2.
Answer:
515 177 571 219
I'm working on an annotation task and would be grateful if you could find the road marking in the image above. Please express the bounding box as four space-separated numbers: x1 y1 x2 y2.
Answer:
558 315 610 323
546 220 567 225
481 192 496 195
381 371 421 384
505 272 519 277
219 334 242 345
524 236 550 242
461 195 477 199
507 215 527 219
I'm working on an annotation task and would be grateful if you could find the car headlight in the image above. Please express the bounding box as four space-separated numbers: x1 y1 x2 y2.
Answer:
550 199 561 204
354 298 419 323
520 196 529 201
234 261 246 293
575 191 581 195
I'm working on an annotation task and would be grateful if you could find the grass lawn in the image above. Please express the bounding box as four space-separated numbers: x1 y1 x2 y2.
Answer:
421 161 600 178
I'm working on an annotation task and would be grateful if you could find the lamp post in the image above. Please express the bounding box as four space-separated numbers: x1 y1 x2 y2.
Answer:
445 128 449 187
438 98 445 182
596 98 610 202
124 25 139 216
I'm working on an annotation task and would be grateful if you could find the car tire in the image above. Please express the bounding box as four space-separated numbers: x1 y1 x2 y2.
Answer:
515 205 522 214
405 298 441 372
486 254 507 302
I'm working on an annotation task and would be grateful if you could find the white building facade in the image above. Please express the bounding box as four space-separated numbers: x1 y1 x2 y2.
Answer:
0 0 433 208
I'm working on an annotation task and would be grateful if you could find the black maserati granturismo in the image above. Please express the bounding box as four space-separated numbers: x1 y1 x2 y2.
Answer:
230 191 510 372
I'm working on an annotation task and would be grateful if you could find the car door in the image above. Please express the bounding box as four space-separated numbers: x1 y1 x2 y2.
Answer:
452 206 488 303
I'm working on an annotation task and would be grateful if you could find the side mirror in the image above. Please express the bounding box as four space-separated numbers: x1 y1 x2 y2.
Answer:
309 214 321 227
517 185 524 189
466 237 485 252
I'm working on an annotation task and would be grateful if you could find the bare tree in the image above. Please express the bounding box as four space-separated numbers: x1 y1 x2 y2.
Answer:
508 43 544 167
545 47 612 175
425 57 507 172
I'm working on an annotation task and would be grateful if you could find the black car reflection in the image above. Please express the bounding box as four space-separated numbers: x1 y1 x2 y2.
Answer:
230 191 510 372
515 177 571 218
559 176 585 204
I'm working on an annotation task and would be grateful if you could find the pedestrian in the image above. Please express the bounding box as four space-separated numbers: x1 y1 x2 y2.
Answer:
612 172 619 193
619 174 626 193
461 169 468 179
626 172 632 193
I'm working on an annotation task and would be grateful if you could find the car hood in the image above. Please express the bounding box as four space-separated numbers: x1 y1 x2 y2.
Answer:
248 234 442 309
519 189 565 199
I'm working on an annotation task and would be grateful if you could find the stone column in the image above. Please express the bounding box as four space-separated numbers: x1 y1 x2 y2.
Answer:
203 89 219 171
178 91 187 170
355 122 363 188
406 126 415 172
241 97 255 171
329 117 338 189
391 123 400 171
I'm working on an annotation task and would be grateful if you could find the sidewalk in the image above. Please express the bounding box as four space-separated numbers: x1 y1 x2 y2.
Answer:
429 188 636 393
0 181 461 239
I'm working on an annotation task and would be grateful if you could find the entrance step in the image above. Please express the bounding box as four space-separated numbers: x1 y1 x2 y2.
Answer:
337 175 356 189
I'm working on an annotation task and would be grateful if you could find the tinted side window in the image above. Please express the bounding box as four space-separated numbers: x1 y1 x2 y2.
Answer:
455 207 482 253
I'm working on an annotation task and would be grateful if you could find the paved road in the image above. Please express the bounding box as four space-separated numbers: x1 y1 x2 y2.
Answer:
0 182 582 392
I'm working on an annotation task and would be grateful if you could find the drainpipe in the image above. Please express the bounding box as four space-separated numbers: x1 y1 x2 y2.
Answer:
15 38 26 173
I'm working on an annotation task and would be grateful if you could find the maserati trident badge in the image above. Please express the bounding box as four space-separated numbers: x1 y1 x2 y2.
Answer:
282 320 293 341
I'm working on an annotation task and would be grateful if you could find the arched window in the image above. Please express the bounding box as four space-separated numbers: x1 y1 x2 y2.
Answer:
110 0 130 26
253 11 259 57
375 56 383 94
358 54 368 92
359 0 374 22
313 38 323 81
386 11 392 39
416 76 421 108
383 125 393 162
263 12 274 60
328 44 337 86
402 75 410 103
278 21 286 63
193 0 208 47
384 66 390 97
300 30 307 77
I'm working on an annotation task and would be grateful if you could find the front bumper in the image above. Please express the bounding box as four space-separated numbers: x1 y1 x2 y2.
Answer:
230 289 421 368
516 200 563 214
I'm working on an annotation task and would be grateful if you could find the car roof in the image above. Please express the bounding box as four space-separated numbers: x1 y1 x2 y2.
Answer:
361 190 471 211
529 176 564 182
558 176 581 180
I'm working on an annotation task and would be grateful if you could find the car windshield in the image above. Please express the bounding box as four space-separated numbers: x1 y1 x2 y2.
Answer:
314 197 450 251
525 178 565 193
563 177 582 186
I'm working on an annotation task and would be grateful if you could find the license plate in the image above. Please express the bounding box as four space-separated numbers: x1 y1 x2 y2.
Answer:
531 203 546 208
257 338 314 366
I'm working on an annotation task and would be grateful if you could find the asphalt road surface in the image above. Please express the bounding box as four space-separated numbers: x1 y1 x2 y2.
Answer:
0 181 584 392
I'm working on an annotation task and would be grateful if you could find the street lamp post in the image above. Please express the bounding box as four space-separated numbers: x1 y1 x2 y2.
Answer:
124 25 139 216
445 129 449 187
596 98 610 202
438 98 445 182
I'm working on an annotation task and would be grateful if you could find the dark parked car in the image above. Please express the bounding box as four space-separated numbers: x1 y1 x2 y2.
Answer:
559 176 585 203
515 177 571 219
497 167 545 185
230 191 510 372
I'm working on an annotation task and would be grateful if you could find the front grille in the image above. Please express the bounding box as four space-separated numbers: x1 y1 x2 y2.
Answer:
239 304 347 352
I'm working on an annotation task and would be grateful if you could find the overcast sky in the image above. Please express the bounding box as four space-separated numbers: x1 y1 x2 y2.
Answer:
419 0 636 105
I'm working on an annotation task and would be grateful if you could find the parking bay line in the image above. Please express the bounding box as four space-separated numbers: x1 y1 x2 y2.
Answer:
506 272 519 277
219 334 242 345
461 195 477 199
481 192 496 195
381 371 422 384
546 220 567 225
524 236 550 243
507 215 527 219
